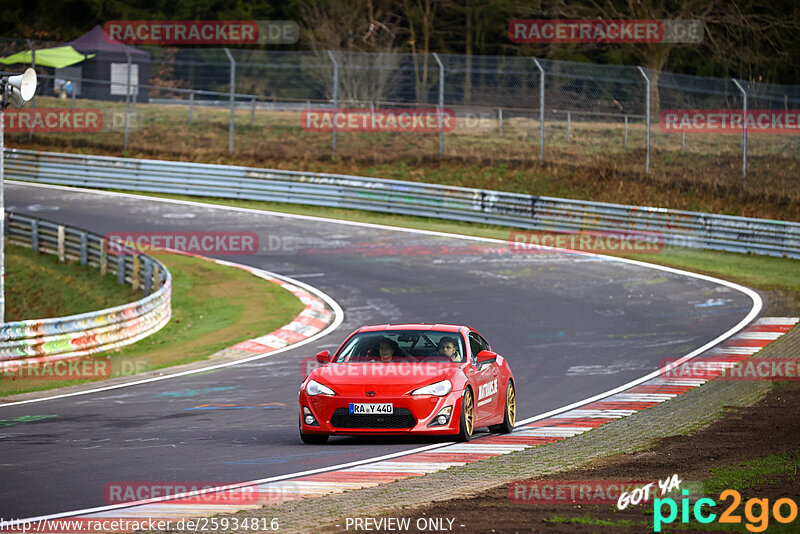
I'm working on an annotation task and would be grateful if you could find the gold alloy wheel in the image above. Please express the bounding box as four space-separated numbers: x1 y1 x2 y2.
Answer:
464 389 474 435
507 382 516 427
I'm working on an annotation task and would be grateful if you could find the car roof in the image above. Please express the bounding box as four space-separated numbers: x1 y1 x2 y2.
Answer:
357 324 464 333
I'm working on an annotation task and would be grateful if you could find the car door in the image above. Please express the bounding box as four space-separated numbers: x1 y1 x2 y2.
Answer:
468 331 499 423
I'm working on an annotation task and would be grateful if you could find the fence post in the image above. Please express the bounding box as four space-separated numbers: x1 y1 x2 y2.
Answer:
681 125 686 152
250 96 256 126
636 66 651 174
123 47 132 151
432 53 445 157
731 78 748 187
624 115 629 146
223 48 236 154
327 50 338 158
498 108 503 137
532 58 545 161
188 91 194 123
567 111 571 142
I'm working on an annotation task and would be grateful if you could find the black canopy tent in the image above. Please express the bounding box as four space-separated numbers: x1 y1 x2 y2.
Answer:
66 25 151 102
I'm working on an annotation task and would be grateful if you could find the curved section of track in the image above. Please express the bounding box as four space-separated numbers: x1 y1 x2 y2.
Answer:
1 183 759 518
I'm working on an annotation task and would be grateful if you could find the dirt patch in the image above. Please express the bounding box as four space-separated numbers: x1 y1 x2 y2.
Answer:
368 382 800 533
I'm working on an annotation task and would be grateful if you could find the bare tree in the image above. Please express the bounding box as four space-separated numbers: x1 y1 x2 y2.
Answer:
298 0 403 104
545 0 795 114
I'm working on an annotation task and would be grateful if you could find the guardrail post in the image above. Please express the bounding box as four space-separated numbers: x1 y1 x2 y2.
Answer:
223 48 236 154
31 219 39 252
71 85 76 110
250 96 256 126
433 53 445 157
57 225 66 262
143 258 153 295
100 238 108 275
131 255 140 290
731 78 748 187
636 66 651 174
188 91 194 123
80 231 88 265
153 263 161 290
327 50 339 158
532 58 545 161
117 255 126 284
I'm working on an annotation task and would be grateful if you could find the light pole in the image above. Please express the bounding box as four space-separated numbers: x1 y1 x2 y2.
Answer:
0 67 37 323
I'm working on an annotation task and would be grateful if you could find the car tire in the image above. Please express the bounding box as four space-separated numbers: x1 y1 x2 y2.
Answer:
489 380 516 434
456 387 474 442
299 418 329 444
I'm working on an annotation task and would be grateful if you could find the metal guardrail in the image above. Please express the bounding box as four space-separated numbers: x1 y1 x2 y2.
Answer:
5 148 800 259
1 211 171 365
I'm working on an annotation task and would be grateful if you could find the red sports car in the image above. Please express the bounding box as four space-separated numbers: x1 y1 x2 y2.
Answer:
299 324 516 444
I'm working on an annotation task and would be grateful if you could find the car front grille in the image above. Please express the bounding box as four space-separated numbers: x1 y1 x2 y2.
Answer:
330 408 416 429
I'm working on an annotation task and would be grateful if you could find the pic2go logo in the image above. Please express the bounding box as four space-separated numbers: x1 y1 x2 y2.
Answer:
653 489 798 532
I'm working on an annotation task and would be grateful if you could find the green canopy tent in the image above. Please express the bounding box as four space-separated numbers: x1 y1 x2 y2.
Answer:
0 46 94 68
0 46 95 98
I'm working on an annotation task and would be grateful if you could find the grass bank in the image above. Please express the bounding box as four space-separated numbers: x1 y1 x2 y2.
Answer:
5 243 140 321
0 249 304 397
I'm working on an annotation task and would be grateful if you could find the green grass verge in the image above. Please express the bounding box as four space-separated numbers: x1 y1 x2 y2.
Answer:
543 515 639 527
5 244 141 321
0 250 304 397
107 190 800 300
704 450 800 496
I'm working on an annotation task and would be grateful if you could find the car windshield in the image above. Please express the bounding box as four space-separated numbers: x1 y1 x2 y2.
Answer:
334 330 466 363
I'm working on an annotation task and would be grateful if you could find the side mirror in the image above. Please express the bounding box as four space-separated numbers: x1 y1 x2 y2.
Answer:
316 350 331 364
476 350 497 366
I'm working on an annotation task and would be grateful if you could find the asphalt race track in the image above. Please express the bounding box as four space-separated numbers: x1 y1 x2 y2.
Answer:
1 183 758 519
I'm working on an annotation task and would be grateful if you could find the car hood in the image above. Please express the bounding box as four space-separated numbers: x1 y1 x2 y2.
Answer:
311 362 457 395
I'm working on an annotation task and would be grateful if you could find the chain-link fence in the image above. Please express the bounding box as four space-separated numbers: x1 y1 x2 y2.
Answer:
2 39 799 201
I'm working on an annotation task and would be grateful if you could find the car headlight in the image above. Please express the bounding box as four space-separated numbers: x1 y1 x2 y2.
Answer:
411 379 452 396
305 379 336 396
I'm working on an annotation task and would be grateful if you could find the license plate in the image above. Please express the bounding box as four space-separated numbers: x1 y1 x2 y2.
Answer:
349 403 393 414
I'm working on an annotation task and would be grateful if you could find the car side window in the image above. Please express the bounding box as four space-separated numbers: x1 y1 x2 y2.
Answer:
477 333 491 352
468 332 487 362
